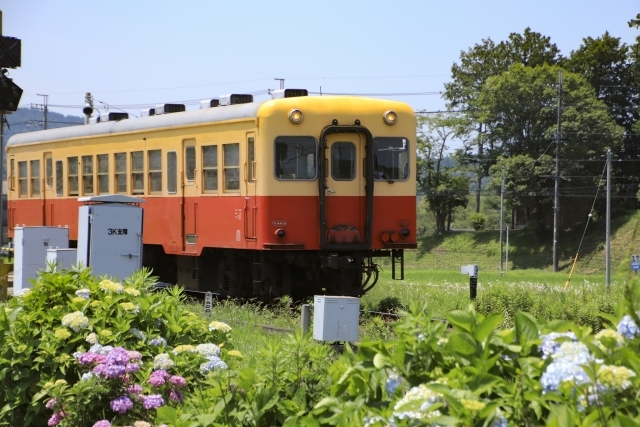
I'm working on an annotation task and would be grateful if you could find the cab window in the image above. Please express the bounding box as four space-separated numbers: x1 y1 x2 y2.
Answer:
372 137 410 182
274 136 317 180
331 142 356 181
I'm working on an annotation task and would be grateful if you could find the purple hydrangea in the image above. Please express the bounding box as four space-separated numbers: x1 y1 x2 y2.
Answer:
148 374 166 387
105 347 130 365
169 389 183 403
92 421 111 427
77 351 101 365
141 394 164 409
169 375 187 388
110 395 134 414
125 363 141 373
127 384 143 395
45 398 57 410
47 411 66 426
127 350 142 361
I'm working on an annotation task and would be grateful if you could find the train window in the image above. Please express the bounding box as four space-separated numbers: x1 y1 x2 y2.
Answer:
55 160 63 196
223 144 240 191
10 159 15 190
167 152 177 194
45 157 53 189
115 152 127 194
131 151 144 195
248 137 255 183
18 161 27 197
82 155 94 195
148 150 162 194
68 157 79 196
274 136 317 180
202 145 218 192
31 160 41 196
331 142 356 181
185 146 196 182
97 154 109 194
372 137 410 182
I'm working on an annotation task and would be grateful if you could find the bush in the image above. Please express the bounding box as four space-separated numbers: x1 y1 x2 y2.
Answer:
0 267 237 427
468 212 487 231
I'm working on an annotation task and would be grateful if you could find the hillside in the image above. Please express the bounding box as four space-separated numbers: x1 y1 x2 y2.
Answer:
408 211 640 276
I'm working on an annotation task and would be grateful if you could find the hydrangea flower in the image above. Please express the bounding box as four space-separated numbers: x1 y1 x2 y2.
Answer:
54 328 71 340
127 384 143 395
47 411 67 426
385 372 401 396
124 287 141 296
169 389 183 402
149 337 167 346
106 347 130 365
597 365 636 391
154 353 174 370
75 288 91 299
119 302 140 313
460 398 486 411
541 342 594 392
99 280 124 294
85 333 99 345
593 329 624 352
196 343 220 358
169 375 187 388
141 394 164 409
14 288 31 297
200 356 228 374
617 315 639 339
92 421 111 427
61 311 89 332
134 422 152 427
90 344 114 355
72 296 88 304
81 372 95 381
130 328 146 340
148 370 169 386
539 332 577 360
173 344 196 355
126 363 141 373
127 350 142 361
110 395 134 414
99 330 113 338
392 384 442 421
227 350 243 358
208 321 232 332
45 398 57 410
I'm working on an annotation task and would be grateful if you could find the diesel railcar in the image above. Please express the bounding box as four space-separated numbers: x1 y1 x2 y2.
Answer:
6 90 417 298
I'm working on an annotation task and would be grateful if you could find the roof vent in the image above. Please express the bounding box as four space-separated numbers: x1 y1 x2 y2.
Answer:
141 108 155 117
219 94 253 106
272 89 308 99
200 99 220 109
101 112 129 122
155 103 186 115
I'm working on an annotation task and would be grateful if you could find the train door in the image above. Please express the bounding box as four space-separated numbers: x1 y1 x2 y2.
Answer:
181 139 198 253
324 133 364 244
244 132 257 241
43 152 53 225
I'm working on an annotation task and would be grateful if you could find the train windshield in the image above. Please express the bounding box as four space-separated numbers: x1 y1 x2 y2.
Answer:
373 137 410 182
274 136 317 180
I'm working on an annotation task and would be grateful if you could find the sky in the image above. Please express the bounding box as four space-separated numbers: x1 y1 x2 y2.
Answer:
2 0 639 120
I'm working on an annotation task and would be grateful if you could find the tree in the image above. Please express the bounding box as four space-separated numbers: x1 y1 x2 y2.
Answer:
444 28 561 212
471 64 623 228
417 114 471 233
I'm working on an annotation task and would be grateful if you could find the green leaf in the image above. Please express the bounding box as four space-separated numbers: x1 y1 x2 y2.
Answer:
445 332 478 355
466 373 503 394
156 406 180 425
475 312 503 342
446 310 476 333
373 353 391 369
515 311 538 345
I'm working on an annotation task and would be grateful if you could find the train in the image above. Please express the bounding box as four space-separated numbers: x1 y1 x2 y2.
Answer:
6 89 417 299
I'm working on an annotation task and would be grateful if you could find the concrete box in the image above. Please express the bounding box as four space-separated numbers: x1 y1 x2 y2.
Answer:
14 226 69 292
46 248 78 271
313 295 360 342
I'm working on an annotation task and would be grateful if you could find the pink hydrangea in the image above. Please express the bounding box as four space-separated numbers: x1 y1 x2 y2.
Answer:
92 421 111 427
47 411 66 426
169 375 187 388
45 398 57 410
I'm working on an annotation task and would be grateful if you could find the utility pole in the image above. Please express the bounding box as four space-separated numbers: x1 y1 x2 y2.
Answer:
606 149 611 289
274 78 285 89
553 70 562 272
500 168 505 275
36 93 48 129
476 123 483 213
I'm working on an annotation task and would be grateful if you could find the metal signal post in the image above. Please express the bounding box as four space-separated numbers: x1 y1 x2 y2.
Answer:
553 71 562 272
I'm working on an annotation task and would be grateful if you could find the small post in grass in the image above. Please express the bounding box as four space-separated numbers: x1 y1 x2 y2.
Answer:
204 292 213 317
461 264 479 300
301 304 310 333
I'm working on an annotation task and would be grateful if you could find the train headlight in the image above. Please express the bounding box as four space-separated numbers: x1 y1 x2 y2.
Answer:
383 110 397 125
289 109 304 124
275 228 286 239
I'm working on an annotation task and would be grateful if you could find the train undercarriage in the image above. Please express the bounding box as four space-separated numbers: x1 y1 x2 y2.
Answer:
142 245 402 300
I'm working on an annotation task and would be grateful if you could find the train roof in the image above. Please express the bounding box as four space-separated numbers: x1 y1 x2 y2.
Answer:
7 96 413 147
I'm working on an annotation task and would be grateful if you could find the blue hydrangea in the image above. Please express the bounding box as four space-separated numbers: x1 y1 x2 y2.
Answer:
200 356 228 374
130 328 146 340
541 342 594 392
539 332 577 360
149 337 167 346
385 373 402 396
617 315 639 339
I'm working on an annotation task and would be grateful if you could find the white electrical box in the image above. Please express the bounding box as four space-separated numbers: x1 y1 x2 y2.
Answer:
313 295 360 342
47 248 78 271
77 195 145 280
461 264 479 278
14 226 69 292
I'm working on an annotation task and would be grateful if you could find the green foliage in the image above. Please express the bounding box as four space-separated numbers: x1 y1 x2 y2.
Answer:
468 212 487 231
0 267 233 427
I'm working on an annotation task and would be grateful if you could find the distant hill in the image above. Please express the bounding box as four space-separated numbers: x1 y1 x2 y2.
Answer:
2 107 84 178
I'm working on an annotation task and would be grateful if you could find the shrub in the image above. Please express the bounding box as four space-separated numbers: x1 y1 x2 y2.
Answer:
468 212 487 231
0 267 235 426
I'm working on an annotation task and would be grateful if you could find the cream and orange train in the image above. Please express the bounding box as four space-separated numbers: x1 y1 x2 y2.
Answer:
6 90 416 298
